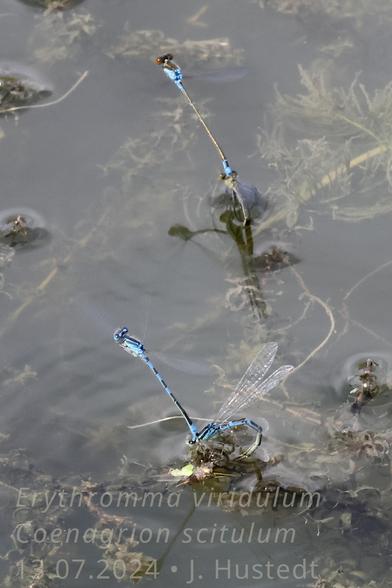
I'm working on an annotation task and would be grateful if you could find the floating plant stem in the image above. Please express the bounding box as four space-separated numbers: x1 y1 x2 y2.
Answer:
343 257 392 301
315 144 388 194
287 266 336 376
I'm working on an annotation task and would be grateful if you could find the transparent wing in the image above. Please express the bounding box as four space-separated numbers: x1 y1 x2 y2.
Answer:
183 66 248 83
216 343 278 421
234 180 260 210
232 179 266 221
222 365 294 420
254 416 270 434
153 351 211 376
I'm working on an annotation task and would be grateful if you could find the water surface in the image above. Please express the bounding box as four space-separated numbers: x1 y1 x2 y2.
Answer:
0 0 391 586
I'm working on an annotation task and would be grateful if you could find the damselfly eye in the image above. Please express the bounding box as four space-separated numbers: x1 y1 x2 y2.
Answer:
156 54 173 65
113 326 128 341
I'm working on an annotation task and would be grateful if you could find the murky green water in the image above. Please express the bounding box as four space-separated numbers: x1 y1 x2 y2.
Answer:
1 0 392 586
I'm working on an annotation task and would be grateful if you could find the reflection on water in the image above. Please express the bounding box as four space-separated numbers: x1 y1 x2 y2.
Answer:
0 0 392 586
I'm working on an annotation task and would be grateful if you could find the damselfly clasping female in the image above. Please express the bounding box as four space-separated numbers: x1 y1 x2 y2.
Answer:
155 53 263 226
114 327 294 458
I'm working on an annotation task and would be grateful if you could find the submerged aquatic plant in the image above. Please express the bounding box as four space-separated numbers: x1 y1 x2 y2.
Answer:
272 66 392 142
0 244 14 267
31 10 97 64
0 212 50 249
328 429 390 461
0 244 14 296
258 65 392 226
168 436 271 489
0 449 159 587
348 359 385 413
1 364 37 388
0 73 51 111
102 97 201 185
310 550 392 588
18 0 83 9
107 28 244 69
258 0 392 20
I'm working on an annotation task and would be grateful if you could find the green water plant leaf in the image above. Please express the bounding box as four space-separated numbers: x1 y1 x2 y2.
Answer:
170 464 194 477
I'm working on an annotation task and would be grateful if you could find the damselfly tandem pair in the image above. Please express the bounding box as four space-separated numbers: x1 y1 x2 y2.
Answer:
155 53 263 226
114 327 294 458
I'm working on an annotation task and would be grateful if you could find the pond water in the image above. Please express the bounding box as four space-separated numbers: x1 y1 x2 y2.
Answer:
0 0 392 586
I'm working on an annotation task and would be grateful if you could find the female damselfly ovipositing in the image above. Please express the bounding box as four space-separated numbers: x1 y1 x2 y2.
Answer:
113 327 294 458
155 53 263 226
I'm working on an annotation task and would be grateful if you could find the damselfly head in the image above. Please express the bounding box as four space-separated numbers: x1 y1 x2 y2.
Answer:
114 328 146 358
113 326 129 342
155 54 173 65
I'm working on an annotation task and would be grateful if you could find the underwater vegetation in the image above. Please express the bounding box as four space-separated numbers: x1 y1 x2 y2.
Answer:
161 54 392 548
1 2 392 585
258 0 392 19
0 244 14 295
0 448 157 586
0 245 14 267
0 209 50 249
19 0 84 14
107 28 244 69
18 0 84 10
30 9 97 64
348 359 383 413
169 438 270 488
0 68 51 112
257 65 392 226
310 545 392 587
